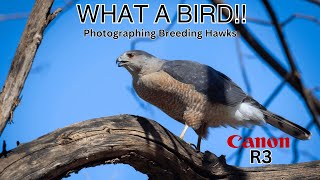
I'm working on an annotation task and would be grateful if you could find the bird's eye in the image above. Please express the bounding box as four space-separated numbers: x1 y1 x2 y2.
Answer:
127 53 134 58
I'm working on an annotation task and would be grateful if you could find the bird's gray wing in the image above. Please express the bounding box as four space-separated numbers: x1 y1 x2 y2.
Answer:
162 60 247 107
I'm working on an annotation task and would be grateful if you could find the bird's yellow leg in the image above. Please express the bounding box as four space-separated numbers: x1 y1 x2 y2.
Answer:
179 124 189 139
196 135 202 151
196 124 206 151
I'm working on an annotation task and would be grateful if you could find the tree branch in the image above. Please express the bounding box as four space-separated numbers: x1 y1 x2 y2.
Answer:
0 0 61 135
0 115 319 179
262 0 297 73
281 13 320 27
305 0 320 7
0 13 29 21
235 36 252 94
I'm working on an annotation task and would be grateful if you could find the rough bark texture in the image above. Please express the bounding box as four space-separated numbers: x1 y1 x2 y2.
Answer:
0 0 61 135
0 115 319 180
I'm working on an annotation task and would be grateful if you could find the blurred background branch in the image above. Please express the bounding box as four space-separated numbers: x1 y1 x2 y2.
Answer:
0 0 78 22
210 0 320 165
305 0 320 6
0 13 29 22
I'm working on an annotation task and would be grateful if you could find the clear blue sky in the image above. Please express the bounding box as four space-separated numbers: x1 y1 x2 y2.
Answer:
1 0 319 179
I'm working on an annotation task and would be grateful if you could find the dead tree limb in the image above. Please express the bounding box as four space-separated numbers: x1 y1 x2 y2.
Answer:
0 0 61 135
0 115 319 180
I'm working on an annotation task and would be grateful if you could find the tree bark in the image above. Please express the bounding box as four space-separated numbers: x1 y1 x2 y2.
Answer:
0 115 318 180
0 0 61 135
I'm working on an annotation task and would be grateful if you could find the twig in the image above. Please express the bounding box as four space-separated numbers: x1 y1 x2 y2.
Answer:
263 80 287 107
310 86 320 93
261 126 277 138
281 13 320 27
304 0 320 6
246 17 272 25
130 0 186 50
262 0 297 74
247 14 320 27
0 13 29 21
234 35 253 165
0 0 78 23
235 36 252 94
235 128 254 165
126 86 154 114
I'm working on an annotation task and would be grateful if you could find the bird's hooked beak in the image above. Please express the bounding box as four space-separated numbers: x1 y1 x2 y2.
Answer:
116 57 129 67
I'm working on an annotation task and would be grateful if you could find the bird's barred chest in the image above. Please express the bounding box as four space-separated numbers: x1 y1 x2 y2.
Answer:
133 71 235 128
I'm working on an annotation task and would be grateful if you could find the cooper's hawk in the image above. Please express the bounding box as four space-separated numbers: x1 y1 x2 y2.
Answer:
116 50 311 150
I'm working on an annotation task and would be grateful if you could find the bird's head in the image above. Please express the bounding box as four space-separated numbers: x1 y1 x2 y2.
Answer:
116 50 164 77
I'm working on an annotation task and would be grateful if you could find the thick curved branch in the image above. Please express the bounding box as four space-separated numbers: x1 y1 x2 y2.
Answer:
0 0 61 135
0 115 319 179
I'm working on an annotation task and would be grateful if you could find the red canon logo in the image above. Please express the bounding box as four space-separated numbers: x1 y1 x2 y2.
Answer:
227 134 290 148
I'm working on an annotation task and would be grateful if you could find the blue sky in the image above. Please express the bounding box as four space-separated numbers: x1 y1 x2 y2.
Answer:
1 0 319 179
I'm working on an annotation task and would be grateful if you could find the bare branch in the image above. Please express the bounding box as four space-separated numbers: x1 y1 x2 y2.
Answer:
0 0 77 23
61 0 79 11
0 0 61 135
0 115 319 179
246 17 272 25
247 14 320 27
281 13 320 27
304 0 320 6
262 0 297 74
0 13 29 21
310 86 320 93
234 128 254 165
235 37 252 94
130 0 186 50
263 80 287 107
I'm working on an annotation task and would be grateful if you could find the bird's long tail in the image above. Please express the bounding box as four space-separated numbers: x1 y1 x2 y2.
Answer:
262 110 311 140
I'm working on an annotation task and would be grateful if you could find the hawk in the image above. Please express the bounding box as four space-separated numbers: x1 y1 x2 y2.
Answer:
116 50 311 150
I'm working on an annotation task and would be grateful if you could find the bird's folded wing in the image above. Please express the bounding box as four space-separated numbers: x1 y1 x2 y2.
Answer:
162 60 247 107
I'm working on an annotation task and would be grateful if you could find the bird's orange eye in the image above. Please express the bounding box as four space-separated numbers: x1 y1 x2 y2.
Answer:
127 53 134 58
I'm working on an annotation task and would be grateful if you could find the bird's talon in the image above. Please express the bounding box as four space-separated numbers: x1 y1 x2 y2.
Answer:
189 143 197 149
